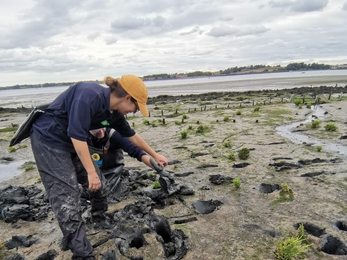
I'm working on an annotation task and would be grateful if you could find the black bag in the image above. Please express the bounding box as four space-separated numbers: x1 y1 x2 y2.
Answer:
9 108 45 147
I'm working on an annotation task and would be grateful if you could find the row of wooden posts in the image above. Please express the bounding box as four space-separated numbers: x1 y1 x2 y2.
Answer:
125 93 341 126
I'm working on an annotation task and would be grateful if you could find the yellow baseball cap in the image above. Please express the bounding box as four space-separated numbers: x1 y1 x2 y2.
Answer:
118 75 149 117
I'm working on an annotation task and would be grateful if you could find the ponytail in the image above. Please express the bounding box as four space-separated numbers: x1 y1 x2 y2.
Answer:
104 76 127 97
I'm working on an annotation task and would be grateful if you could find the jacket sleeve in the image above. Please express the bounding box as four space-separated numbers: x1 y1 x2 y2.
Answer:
109 130 146 161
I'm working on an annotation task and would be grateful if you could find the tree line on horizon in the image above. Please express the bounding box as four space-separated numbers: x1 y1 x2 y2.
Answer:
142 62 333 79
2 62 339 89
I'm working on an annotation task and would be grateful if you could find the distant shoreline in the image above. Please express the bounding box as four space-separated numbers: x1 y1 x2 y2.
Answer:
1 84 346 113
1 67 343 90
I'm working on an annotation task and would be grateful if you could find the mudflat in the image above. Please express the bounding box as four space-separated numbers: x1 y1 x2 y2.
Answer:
1 87 347 259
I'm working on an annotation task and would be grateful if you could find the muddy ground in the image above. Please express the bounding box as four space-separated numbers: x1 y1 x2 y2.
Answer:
1 87 347 259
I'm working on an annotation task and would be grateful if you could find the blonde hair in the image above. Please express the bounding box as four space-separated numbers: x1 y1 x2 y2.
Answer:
104 76 127 97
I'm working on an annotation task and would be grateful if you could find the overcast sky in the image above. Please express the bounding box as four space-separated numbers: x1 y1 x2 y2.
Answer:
0 0 346 87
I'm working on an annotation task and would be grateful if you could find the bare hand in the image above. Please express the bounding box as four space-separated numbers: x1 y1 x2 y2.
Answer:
154 154 169 167
88 172 101 191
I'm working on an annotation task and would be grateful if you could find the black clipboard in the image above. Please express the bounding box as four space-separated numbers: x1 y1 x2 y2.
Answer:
9 108 45 147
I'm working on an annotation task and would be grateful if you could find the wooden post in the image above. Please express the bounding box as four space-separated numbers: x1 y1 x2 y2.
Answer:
161 110 164 116
163 118 165 125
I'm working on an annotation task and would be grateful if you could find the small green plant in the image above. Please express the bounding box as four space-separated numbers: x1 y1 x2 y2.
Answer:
24 164 35 171
150 122 157 127
196 125 210 134
272 183 294 204
147 172 157 181
196 125 204 133
0 126 17 132
294 99 302 106
188 125 193 130
174 120 181 125
180 130 188 139
325 123 337 132
143 119 150 125
7 146 16 153
238 148 250 160
152 180 161 189
223 140 232 148
274 236 309 260
311 119 321 129
316 145 323 152
182 114 188 120
227 152 236 161
236 110 242 115
223 116 230 122
306 102 312 109
253 106 260 112
19 144 28 149
233 178 241 188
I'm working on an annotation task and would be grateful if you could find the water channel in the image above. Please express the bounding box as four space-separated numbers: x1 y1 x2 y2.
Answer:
276 105 347 158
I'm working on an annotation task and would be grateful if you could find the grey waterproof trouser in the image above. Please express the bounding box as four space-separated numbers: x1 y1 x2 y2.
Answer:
30 129 109 259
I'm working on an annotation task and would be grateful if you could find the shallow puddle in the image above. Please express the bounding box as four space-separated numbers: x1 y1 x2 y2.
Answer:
0 161 24 182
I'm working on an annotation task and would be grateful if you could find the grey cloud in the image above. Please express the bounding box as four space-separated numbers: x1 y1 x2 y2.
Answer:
0 0 84 49
152 15 166 27
109 3 234 38
220 15 233 21
180 26 204 36
111 16 151 31
207 25 238 37
104 35 118 45
207 25 269 37
87 32 101 41
111 15 166 30
269 0 293 8
236 25 270 36
269 0 328 12
291 0 328 12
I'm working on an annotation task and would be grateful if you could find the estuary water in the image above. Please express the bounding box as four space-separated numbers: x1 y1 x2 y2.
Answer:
0 70 346 108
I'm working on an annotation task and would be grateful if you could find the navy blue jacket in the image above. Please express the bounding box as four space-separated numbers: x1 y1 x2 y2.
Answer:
88 128 146 162
32 82 135 152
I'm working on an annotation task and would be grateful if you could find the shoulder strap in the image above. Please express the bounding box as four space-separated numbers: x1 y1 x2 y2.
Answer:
104 128 116 150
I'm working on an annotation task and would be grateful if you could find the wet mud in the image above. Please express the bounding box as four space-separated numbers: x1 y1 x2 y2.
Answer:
1 168 195 260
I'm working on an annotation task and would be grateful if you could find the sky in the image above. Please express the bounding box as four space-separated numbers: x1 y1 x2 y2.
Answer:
0 0 347 87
